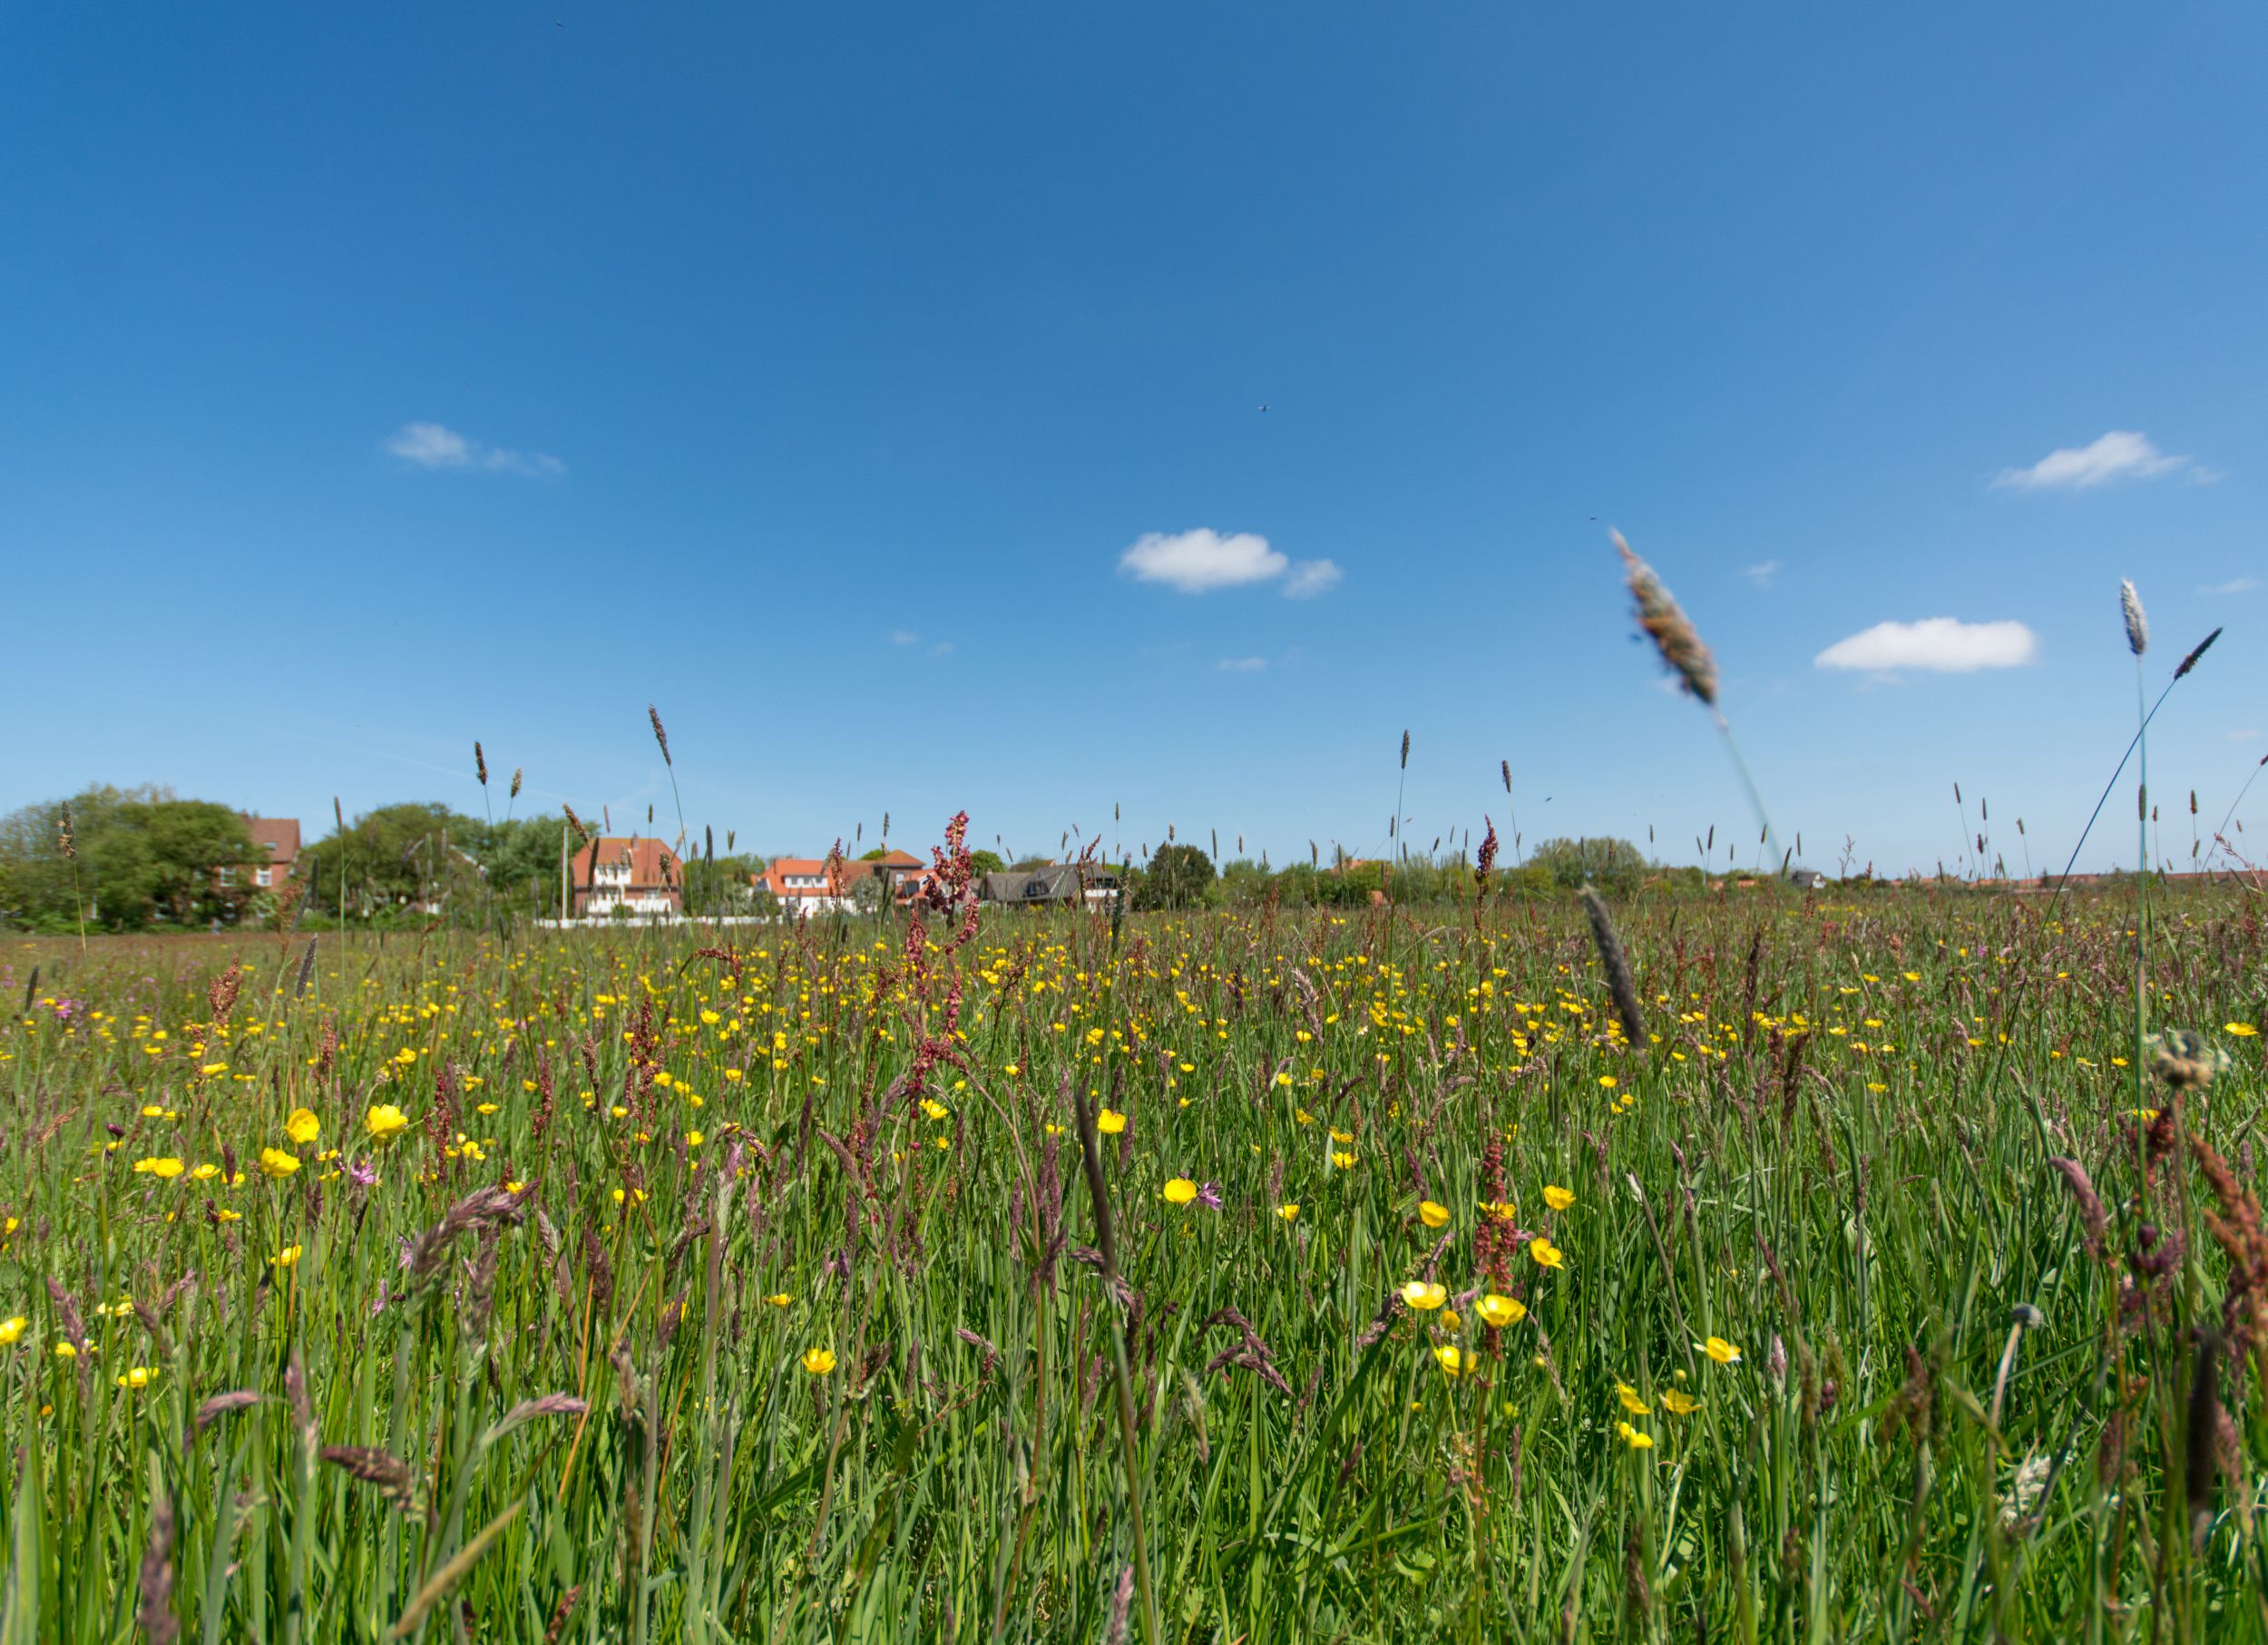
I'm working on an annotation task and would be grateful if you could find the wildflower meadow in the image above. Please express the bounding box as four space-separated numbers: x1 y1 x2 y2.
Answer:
3 564 2263 1642
5 857 2267 1640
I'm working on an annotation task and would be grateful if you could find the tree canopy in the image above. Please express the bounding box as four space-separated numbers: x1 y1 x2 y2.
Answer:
0 786 259 931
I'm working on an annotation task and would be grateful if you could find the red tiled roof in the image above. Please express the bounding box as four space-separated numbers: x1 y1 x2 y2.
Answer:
569 837 684 889
243 817 301 865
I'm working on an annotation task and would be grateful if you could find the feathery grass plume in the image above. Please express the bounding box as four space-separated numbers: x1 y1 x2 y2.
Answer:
403 1185 528 1304
474 741 488 787
20 966 37 1017
2120 580 2149 656
1400 729 1410 769
137 1490 178 1645
2126 581 2152 1120
56 806 75 859
293 938 318 1000
1614 530 1717 705
2186 1331 2221 1548
192 1390 264 1441
318 1446 423 1515
482 1393 590 1447
561 804 591 843
2047 1156 2107 1256
510 767 523 799
207 964 241 1025
2190 1133 2268 1369
2175 626 2221 679
1070 1071 1162 1645
1614 528 1782 871
1579 886 1644 1044
649 704 671 766
542 1588 583 1645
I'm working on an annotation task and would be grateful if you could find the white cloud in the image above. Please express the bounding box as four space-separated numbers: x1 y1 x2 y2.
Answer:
1814 617 2039 674
1217 656 1266 672
928 641 953 657
1119 529 1286 592
1994 430 2191 491
2230 729 2261 742
890 629 920 645
1745 560 1781 587
1283 558 1343 599
2204 577 2257 595
384 421 563 478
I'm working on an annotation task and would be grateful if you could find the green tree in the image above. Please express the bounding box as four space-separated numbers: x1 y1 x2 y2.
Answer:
683 853 764 916
967 849 1006 877
0 786 261 931
1137 844 1215 910
1527 836 1647 896
299 803 487 920
1213 859 1275 907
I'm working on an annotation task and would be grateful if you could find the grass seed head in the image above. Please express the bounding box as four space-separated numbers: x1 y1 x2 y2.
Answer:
2120 580 2149 656
1613 530 1718 706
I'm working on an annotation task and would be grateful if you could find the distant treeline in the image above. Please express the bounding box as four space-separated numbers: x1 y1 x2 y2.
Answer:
4 784 1846 933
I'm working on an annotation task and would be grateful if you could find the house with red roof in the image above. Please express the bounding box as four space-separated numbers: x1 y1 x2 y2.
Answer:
240 816 301 894
757 849 934 915
570 837 684 916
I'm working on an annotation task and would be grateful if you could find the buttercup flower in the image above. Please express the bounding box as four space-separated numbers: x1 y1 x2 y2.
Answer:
1700 1337 1741 1365
801 1347 837 1376
1418 1199 1450 1229
1400 1280 1448 1311
1276 1203 1300 1221
1543 1185 1575 1211
258 1148 300 1180
0 1317 24 1346
284 1108 320 1145
1616 1420 1654 1451
1162 1178 1198 1205
1096 1109 1127 1135
132 1157 185 1180
1476 1294 1526 1328
1530 1237 1565 1269
366 1105 410 1141
1432 1344 1464 1377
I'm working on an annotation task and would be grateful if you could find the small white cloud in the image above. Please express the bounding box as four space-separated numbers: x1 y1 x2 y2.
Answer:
1283 558 1343 599
386 422 470 467
1745 560 1781 587
384 421 563 478
1119 529 1287 593
2230 729 2261 742
928 641 953 657
1217 656 1267 672
890 629 920 645
2204 577 2257 595
1994 431 2189 491
1815 617 2039 674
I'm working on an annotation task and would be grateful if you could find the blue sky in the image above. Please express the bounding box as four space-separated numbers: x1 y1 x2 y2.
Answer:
5 4 2265 876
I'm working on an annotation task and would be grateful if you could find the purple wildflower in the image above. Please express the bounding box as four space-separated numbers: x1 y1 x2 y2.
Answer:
1197 1181 1223 1209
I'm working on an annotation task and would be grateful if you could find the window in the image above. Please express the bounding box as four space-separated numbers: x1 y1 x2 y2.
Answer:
262 841 279 855
218 868 237 886
256 868 273 888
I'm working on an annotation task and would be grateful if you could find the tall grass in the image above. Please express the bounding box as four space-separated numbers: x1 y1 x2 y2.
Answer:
2 867 2264 1640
